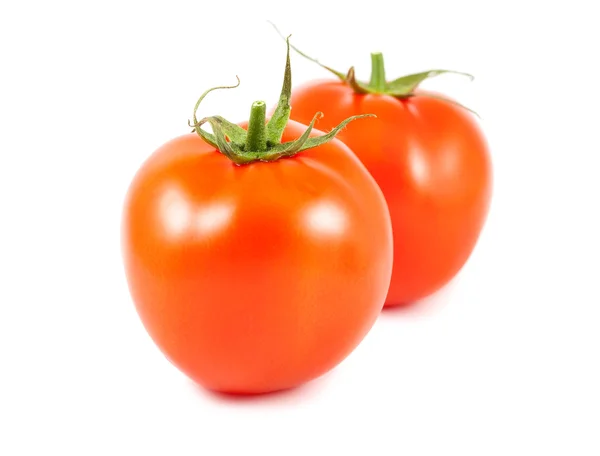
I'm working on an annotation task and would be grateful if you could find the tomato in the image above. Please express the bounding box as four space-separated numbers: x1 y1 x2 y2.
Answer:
286 49 492 306
121 41 392 394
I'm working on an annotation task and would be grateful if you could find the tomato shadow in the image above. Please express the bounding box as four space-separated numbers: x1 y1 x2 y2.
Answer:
189 372 333 406
381 276 460 317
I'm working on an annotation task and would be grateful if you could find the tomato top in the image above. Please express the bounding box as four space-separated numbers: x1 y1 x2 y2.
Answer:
188 37 374 166
270 23 475 114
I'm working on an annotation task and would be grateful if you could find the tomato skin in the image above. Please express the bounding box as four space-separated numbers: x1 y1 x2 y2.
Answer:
289 81 492 306
121 120 392 394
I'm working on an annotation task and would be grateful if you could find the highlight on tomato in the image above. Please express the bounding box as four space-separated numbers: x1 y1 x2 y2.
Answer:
121 39 393 394
277 28 493 307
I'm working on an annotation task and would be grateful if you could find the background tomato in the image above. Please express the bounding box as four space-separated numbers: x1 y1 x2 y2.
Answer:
289 79 492 306
121 118 393 394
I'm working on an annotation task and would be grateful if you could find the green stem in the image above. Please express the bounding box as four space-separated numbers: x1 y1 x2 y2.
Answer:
369 52 386 92
245 101 267 152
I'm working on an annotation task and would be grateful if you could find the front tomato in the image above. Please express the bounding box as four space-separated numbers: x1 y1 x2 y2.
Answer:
121 42 392 394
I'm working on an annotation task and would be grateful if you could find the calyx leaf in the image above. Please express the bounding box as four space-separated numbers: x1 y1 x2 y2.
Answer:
386 70 474 96
265 36 292 145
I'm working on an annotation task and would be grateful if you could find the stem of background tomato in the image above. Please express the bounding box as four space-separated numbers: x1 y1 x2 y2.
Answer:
245 101 267 152
369 52 386 93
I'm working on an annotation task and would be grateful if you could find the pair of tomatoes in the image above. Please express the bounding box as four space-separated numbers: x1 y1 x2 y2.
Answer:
122 40 492 394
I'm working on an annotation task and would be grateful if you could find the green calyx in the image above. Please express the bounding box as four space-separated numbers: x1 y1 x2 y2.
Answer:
270 23 478 115
189 37 375 165
344 53 474 98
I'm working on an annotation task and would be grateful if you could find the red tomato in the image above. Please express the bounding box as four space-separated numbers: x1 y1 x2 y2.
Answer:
121 120 393 394
289 81 492 306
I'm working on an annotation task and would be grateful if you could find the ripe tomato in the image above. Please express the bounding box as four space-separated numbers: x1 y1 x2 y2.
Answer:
121 40 392 393
121 122 392 393
288 57 492 306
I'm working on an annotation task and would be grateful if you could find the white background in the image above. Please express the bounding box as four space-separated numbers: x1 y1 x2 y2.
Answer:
1 1 599 454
